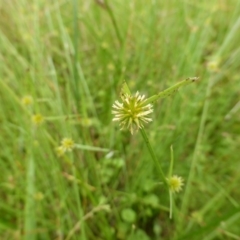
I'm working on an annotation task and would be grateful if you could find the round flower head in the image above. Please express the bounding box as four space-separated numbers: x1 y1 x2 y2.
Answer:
56 146 65 157
22 95 33 106
31 114 44 126
112 92 153 134
207 59 220 72
167 175 184 193
61 138 75 152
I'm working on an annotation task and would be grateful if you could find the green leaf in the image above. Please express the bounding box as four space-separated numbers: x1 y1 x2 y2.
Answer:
120 80 131 99
143 194 159 208
121 208 136 223
127 229 151 240
144 77 199 104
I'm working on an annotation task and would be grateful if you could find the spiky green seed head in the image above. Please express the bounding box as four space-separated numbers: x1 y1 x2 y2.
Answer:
167 175 184 193
112 92 153 134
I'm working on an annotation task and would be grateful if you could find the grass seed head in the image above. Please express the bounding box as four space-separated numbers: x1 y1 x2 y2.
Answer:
112 91 153 134
56 146 65 157
207 59 220 72
31 114 44 126
22 95 33 106
61 138 75 152
167 175 184 193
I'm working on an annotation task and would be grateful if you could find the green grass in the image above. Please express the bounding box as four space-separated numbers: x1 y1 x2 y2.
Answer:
1 0 240 239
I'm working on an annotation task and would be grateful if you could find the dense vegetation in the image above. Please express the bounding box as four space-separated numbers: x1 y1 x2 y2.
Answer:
1 0 240 239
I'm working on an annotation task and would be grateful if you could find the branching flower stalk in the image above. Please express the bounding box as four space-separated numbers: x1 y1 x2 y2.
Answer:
56 138 75 157
112 78 198 189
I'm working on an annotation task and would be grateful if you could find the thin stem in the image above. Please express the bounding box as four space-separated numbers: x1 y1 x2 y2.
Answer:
169 190 173 219
70 153 86 240
72 0 80 109
179 76 213 231
169 145 174 177
140 128 167 187
24 128 35 240
104 0 123 47
169 146 174 219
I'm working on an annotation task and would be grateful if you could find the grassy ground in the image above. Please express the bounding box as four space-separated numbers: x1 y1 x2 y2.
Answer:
1 0 240 239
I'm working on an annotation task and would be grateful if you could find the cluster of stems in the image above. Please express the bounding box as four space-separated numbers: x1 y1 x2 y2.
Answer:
112 78 198 217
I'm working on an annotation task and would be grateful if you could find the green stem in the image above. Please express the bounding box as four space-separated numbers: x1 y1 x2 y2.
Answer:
104 0 123 47
70 154 86 240
72 0 80 109
24 129 35 240
169 145 174 177
169 190 173 219
140 128 167 187
179 76 213 231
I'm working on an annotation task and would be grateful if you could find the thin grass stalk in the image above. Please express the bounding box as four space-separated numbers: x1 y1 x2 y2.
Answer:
179 76 213 232
140 128 167 187
70 153 87 240
71 0 81 109
24 130 35 240
104 0 123 47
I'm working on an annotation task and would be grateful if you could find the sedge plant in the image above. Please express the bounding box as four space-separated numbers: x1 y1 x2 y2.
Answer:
112 77 198 216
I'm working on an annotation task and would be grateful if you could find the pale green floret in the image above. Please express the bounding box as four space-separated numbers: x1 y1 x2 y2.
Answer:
31 114 44 126
167 175 184 193
61 138 75 152
112 92 153 134
56 146 65 157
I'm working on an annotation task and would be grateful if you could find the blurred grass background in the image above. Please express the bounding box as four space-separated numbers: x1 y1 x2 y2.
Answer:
0 0 240 239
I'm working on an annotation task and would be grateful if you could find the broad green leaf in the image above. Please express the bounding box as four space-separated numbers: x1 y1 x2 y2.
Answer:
121 208 136 223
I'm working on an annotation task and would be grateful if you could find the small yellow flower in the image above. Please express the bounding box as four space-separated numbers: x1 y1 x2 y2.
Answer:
80 118 94 127
31 114 44 126
207 59 220 72
21 95 33 106
61 138 75 152
167 175 184 193
56 146 65 157
112 92 153 134
101 42 109 49
34 192 44 201
107 63 115 71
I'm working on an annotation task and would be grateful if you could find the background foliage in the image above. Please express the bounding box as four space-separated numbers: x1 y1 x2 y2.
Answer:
1 0 240 239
